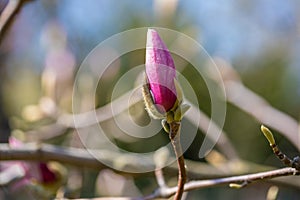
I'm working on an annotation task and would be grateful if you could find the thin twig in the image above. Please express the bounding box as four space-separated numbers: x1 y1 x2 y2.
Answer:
60 167 299 200
57 90 141 128
0 142 188 178
184 167 299 191
55 90 238 160
184 99 239 160
226 81 300 150
154 168 167 188
169 121 186 200
0 143 107 169
210 58 300 151
143 167 299 199
0 0 21 35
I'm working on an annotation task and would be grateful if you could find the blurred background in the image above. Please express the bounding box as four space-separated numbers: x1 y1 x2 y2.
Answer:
0 0 299 199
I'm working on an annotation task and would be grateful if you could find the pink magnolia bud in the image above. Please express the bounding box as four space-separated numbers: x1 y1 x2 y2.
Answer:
145 29 177 115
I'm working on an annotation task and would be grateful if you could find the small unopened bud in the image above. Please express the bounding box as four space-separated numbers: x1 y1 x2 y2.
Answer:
261 125 275 145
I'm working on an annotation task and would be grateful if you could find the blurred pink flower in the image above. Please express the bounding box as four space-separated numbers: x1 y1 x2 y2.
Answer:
145 29 177 113
0 137 57 192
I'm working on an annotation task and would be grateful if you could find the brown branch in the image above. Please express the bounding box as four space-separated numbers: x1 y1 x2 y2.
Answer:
0 0 21 35
1 142 300 199
0 143 298 182
169 121 186 200
142 167 300 199
55 89 238 160
0 142 183 177
57 90 140 129
183 167 299 191
184 99 239 160
0 142 221 174
59 167 299 200
154 168 167 188
0 143 107 169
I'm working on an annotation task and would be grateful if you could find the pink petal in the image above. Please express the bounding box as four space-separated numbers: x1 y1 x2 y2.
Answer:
38 163 57 183
146 29 177 112
9 137 24 148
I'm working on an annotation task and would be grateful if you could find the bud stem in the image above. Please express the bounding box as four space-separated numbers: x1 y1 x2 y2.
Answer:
169 121 186 200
